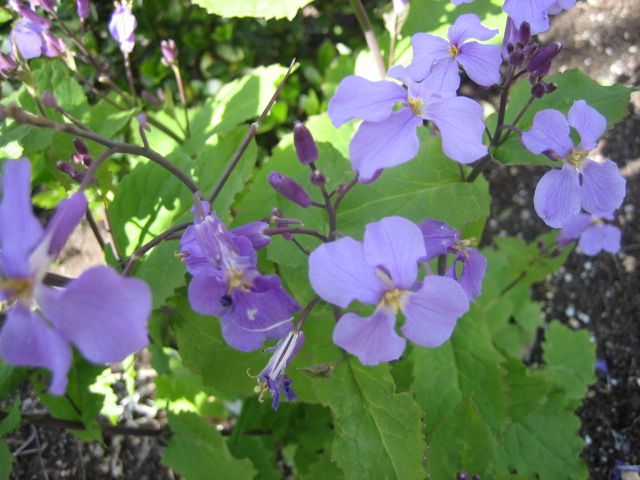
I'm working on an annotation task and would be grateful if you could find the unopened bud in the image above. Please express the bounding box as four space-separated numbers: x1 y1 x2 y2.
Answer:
57 161 84 183
518 22 531 45
310 169 326 186
76 0 90 21
544 82 557 93
41 91 58 108
72 138 92 167
268 172 312 208
509 50 524 67
293 121 318 165
160 39 178 67
137 113 151 131
531 82 545 98
527 42 562 78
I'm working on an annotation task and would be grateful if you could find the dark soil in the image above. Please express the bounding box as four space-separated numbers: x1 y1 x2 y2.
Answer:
4 1 639 479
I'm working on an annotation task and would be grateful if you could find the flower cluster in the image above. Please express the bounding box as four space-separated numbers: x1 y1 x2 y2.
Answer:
7 0 67 61
0 160 151 395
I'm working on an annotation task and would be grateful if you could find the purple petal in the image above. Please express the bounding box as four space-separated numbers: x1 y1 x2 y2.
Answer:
568 100 606 151
363 216 425 289
418 218 459 261
333 307 406 365
533 165 581 228
601 224 621 254
448 13 498 45
424 96 488 164
42 192 87 257
109 3 137 54
451 0 474 4
578 224 606 256
521 109 573 158
580 159 626 215
36 266 151 364
230 221 270 249
418 57 461 94
187 272 227 316
328 76 407 127
448 249 487 300
179 225 217 276
0 159 43 277
11 20 44 60
503 0 555 34
308 237 384 308
457 42 502 87
401 275 469 347
0 305 71 395
558 213 591 245
350 108 423 181
547 0 575 14
405 33 450 82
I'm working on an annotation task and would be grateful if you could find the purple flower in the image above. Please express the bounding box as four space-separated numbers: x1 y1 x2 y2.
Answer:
405 14 502 90
255 330 304 410
179 201 299 351
76 0 89 21
8 2 66 60
0 159 151 395
522 100 626 227
308 216 469 365
328 70 487 181
109 1 136 55
418 219 487 300
558 213 621 256
160 39 178 67
504 0 575 34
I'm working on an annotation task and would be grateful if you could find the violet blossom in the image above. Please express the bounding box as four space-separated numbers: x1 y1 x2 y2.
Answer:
558 213 621 256
0 159 151 395
418 219 487 300
309 216 469 365
179 199 299 352
254 330 304 410
522 100 626 227
76 0 89 21
328 69 487 181
109 1 136 55
9 2 66 60
405 13 502 90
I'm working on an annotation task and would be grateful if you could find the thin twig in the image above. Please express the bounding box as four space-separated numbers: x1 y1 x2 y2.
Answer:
348 0 386 79
294 296 321 331
264 227 329 243
4 105 199 193
85 209 106 251
80 147 118 190
208 59 296 205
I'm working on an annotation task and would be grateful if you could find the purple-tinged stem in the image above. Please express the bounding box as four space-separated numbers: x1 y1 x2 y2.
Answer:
264 227 329 243
294 296 321 331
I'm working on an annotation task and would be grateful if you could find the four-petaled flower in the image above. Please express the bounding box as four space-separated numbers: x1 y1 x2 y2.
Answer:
0 159 151 395
405 14 502 91
558 212 621 256
179 200 299 352
522 100 626 228
328 69 487 181
309 216 469 365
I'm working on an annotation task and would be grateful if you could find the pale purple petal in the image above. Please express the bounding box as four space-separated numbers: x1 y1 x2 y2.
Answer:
405 33 450 82
187 272 227 316
578 225 606 256
401 275 469 347
533 165 581 228
328 76 407 127
36 266 151 364
333 307 406 365
424 96 487 164
418 219 459 260
308 237 384 308
580 159 626 215
457 42 502 87
568 100 606 151
417 57 461 94
0 159 43 277
0 305 71 395
350 108 423 181
447 13 498 45
601 224 621 254
230 221 270 249
547 0 575 14
11 20 43 59
504 0 555 34
109 3 136 54
387 64 413 85
447 249 487 300
179 225 217 276
41 192 87 257
521 109 573 157
363 216 425 289
558 213 591 245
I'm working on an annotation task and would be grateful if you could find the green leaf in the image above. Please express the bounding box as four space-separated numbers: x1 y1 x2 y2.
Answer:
163 412 255 480
192 0 312 20
314 359 426 480
31 60 87 117
135 240 186 310
543 321 596 402
494 68 632 165
0 398 21 436
0 362 29 397
0 441 12 480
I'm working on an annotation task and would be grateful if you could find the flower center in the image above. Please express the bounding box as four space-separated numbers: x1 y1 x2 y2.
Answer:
407 96 423 116
380 288 405 313
449 45 459 58
227 268 251 292
0 278 34 305
566 149 588 167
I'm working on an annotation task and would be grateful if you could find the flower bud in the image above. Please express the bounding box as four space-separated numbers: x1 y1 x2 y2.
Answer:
517 22 531 45
76 0 89 21
293 121 318 165
509 50 524 67
0 53 16 78
268 172 312 208
33 0 56 13
531 82 545 99
527 42 562 78
544 82 557 93
109 1 137 55
457 472 469 480
41 91 58 108
310 169 326 186
72 138 92 167
56 161 84 183
231 221 271 249
160 39 178 67
137 113 151 131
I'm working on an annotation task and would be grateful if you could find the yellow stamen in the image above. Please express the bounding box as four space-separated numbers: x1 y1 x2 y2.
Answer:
381 288 405 313
567 150 588 167
0 278 33 303
408 96 423 116
449 45 459 58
